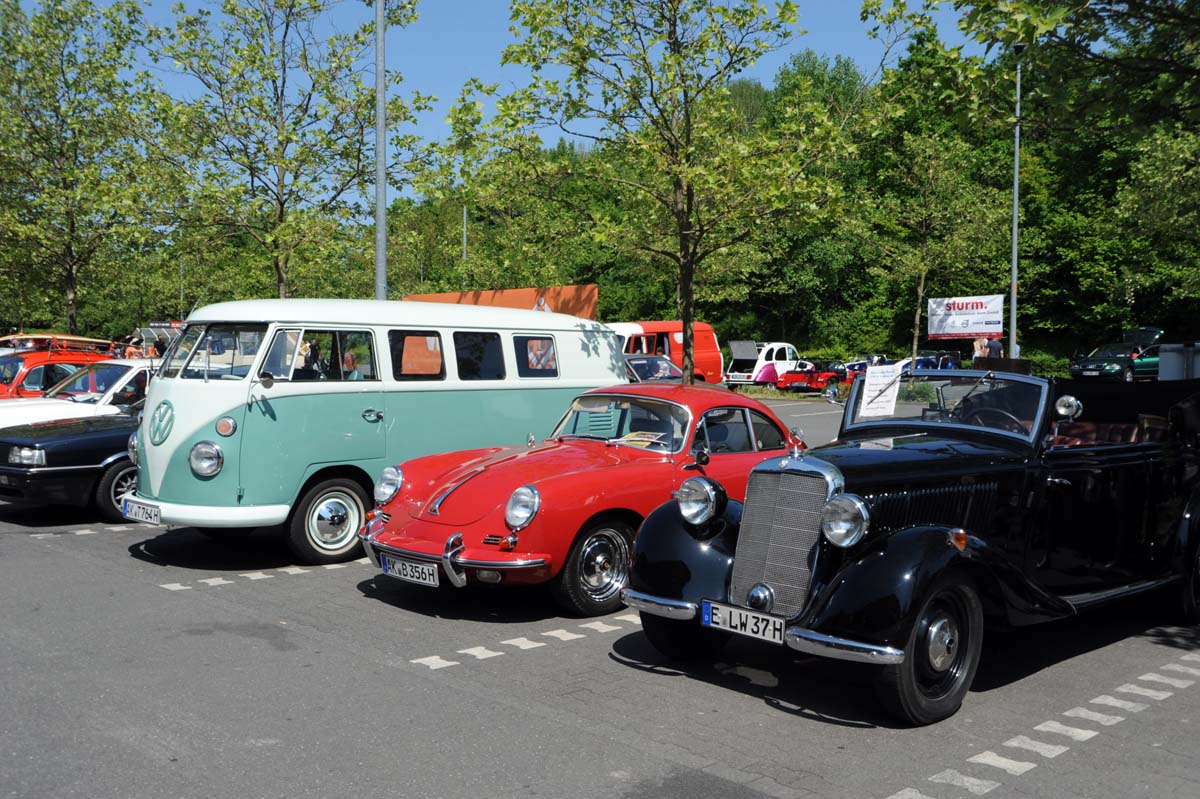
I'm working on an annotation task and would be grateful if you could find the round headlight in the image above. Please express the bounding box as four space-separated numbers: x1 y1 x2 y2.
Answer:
676 477 720 525
504 485 541 531
127 432 139 466
374 465 403 505
189 441 223 477
821 493 870 548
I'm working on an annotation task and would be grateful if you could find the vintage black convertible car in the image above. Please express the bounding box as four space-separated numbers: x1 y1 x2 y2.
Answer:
622 370 1200 725
0 401 140 522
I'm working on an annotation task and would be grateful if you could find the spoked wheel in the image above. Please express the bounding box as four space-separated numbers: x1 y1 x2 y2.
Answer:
876 573 983 725
552 518 633 616
287 478 368 565
95 460 138 523
640 612 728 661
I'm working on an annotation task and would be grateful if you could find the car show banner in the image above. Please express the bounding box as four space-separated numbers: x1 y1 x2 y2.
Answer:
927 294 1004 340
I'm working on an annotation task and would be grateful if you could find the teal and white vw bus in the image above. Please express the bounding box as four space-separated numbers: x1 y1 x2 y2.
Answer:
124 299 625 563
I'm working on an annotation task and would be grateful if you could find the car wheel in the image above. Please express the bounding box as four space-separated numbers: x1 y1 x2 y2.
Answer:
640 612 728 660
875 572 984 726
551 517 634 616
1176 545 1200 625
287 478 368 564
1123 367 1134 382
94 459 138 523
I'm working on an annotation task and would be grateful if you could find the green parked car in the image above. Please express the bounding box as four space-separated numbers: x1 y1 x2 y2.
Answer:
1069 326 1163 382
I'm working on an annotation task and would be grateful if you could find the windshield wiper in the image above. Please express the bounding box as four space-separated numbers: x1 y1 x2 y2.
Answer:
950 371 995 415
558 433 607 441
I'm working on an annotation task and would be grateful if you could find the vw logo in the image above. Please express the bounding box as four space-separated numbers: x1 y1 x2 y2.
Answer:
148 401 175 446
747 583 774 613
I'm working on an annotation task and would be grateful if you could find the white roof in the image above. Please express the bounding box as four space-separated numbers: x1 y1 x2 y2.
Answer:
188 299 609 332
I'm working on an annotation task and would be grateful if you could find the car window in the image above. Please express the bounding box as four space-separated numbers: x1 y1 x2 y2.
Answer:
1141 346 1159 358
697 408 753 453
762 347 774 360
0 356 23 385
21 365 44 391
515 335 558 378
338 331 377 381
454 332 505 381
180 324 267 380
110 370 148 405
749 410 787 450
261 329 301 380
389 330 444 380
45 364 80 387
290 330 376 382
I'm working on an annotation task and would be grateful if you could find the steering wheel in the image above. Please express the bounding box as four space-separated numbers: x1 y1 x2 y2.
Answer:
963 406 1025 433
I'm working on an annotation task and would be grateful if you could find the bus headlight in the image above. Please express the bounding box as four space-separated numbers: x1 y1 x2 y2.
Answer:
374 466 403 505
504 485 541 531
189 441 223 477
821 493 870 548
127 433 138 466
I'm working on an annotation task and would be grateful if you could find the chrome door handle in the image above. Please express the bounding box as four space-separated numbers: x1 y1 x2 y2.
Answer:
362 409 383 422
1046 477 1071 487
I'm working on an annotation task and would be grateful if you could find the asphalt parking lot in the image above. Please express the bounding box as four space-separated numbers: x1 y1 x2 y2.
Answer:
2 396 1198 799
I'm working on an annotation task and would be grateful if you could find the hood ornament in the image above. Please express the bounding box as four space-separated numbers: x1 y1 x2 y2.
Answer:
527 432 536 448
790 427 804 458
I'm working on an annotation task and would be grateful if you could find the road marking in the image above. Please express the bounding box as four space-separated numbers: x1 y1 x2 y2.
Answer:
579 621 621 633
457 646 504 660
321 563 347 570
277 566 310 575
1161 663 1200 677
1140 672 1194 689
107 525 130 531
30 533 56 539
353 557 370 564
240 572 272 580
411 656 458 670
1003 736 1069 758
500 637 545 650
1063 707 1123 726
1117 683 1172 700
542 629 585 641
927 769 1000 795
614 614 641 625
1181 653 1200 663
966 751 1036 776
1034 721 1098 741
74 529 98 536
159 583 192 591
884 790 938 799
1091 695 1147 713
197 577 233 587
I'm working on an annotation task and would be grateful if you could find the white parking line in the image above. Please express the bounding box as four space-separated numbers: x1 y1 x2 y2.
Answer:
74 529 98 536
1162 663 1200 677
885 790 937 799
614 614 641 625
457 646 504 660
239 572 273 581
197 577 233 587
321 563 347 570
1091 695 1147 713
411 656 458 670
353 557 370 564
276 566 310 575
500 637 545 650
30 533 55 540
542 629 585 641
966 751 1036 776
1034 721 1098 741
107 525 130 531
927 769 1000 795
1181 653 1200 663
159 583 192 591
579 621 621 633
1117 683 1172 700
1003 736 1069 758
1063 707 1123 726
1139 672 1194 689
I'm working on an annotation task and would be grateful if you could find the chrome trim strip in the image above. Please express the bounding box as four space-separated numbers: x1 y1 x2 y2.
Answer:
98 452 131 468
5 464 101 474
619 588 698 620
428 467 486 516
366 537 547 571
1062 575 1180 611
784 626 905 665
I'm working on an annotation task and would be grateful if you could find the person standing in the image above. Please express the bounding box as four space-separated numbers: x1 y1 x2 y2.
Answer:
986 338 1003 359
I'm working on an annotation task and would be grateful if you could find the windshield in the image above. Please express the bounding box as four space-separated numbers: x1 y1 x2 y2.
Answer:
0 355 24 385
164 324 267 380
552 395 690 453
46 363 133 400
627 357 683 381
846 371 1046 441
160 324 204 378
1088 343 1135 358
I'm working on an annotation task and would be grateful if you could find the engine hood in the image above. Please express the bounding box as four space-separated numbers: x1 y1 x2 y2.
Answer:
802 432 1027 489
408 438 659 525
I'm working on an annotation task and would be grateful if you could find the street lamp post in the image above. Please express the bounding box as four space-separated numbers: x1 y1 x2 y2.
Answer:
1009 43 1025 358
373 0 387 301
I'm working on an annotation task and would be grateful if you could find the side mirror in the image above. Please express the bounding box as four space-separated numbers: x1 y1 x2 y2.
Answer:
685 447 711 470
258 371 275 389
824 384 844 406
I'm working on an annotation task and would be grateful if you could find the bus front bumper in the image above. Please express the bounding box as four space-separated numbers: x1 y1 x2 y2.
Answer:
124 494 291 528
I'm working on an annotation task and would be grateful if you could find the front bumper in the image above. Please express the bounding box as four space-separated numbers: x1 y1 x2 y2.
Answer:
0 466 97 508
361 520 551 587
621 588 905 665
125 495 291 527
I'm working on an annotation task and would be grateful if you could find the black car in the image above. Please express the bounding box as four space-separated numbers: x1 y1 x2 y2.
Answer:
622 370 1200 725
0 402 140 521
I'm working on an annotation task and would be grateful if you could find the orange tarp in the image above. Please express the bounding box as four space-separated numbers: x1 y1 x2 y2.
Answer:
403 285 598 321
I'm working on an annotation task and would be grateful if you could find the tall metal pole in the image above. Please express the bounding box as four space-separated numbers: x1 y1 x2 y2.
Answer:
1009 44 1025 357
373 0 387 301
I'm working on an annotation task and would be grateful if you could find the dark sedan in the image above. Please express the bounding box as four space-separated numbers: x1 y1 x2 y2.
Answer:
0 402 140 521
622 370 1200 725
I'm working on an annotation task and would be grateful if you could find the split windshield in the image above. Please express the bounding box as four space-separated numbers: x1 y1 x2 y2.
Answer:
160 324 267 380
553 395 690 453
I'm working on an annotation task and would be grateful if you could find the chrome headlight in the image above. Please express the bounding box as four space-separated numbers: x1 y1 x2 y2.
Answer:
127 432 139 466
675 477 721 525
1103 363 1121 371
374 465 403 505
504 485 541 531
821 493 870 548
8 446 46 466
188 441 223 477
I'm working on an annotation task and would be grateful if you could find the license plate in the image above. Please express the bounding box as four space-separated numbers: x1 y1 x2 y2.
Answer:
381 554 439 587
122 498 160 525
0 475 11 486
1082 370 1099 376
701 600 785 644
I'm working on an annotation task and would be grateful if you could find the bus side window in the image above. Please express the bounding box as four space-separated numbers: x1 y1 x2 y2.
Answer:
262 329 301 380
515 335 558 378
388 330 445 381
336 330 377 381
454 332 505 381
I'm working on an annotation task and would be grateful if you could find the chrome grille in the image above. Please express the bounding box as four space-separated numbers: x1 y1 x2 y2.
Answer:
730 470 830 619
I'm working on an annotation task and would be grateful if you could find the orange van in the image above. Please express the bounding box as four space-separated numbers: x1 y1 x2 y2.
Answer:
607 321 724 383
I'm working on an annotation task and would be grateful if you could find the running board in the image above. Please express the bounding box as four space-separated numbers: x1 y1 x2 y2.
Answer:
1063 575 1181 612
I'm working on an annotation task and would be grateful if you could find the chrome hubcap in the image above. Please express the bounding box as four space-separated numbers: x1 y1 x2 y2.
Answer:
308 491 360 550
578 529 630 602
110 468 138 510
926 613 958 673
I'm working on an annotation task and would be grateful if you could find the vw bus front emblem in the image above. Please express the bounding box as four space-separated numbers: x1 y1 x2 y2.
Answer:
747 583 774 612
148 400 175 446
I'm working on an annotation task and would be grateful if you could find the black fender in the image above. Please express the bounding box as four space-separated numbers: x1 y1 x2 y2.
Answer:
1169 487 1200 575
628 498 742 607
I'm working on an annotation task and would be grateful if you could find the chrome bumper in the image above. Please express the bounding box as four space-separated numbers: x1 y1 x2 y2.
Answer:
620 589 905 665
360 529 547 589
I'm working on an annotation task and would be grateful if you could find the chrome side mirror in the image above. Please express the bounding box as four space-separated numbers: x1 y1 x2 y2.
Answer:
258 371 275 389
684 447 711 471
824 384 844 406
1055 395 1083 420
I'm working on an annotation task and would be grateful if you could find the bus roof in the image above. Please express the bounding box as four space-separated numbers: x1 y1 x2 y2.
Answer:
187 299 611 332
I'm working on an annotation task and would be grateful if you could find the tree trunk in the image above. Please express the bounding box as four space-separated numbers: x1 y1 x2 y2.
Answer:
911 268 927 365
275 251 289 299
65 267 78 334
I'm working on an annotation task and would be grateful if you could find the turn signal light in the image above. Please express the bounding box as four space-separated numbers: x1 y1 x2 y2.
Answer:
948 529 969 550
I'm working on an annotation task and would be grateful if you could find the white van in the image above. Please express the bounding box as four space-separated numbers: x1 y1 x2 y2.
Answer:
125 299 626 563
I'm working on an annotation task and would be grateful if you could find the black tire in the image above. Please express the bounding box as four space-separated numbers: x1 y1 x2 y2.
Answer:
1123 367 1134 383
551 517 634 616
1176 545 1200 625
641 612 728 661
287 478 369 564
875 572 984 726
94 459 138 523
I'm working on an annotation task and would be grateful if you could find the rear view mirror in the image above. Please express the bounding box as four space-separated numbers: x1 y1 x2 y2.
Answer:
258 371 275 389
685 447 711 471
824 384 844 406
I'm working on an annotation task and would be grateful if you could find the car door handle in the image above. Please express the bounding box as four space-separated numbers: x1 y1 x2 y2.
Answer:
1046 477 1071 487
362 409 383 422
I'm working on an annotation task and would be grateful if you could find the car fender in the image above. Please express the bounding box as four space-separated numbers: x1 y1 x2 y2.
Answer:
1170 486 1200 573
627 499 742 607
